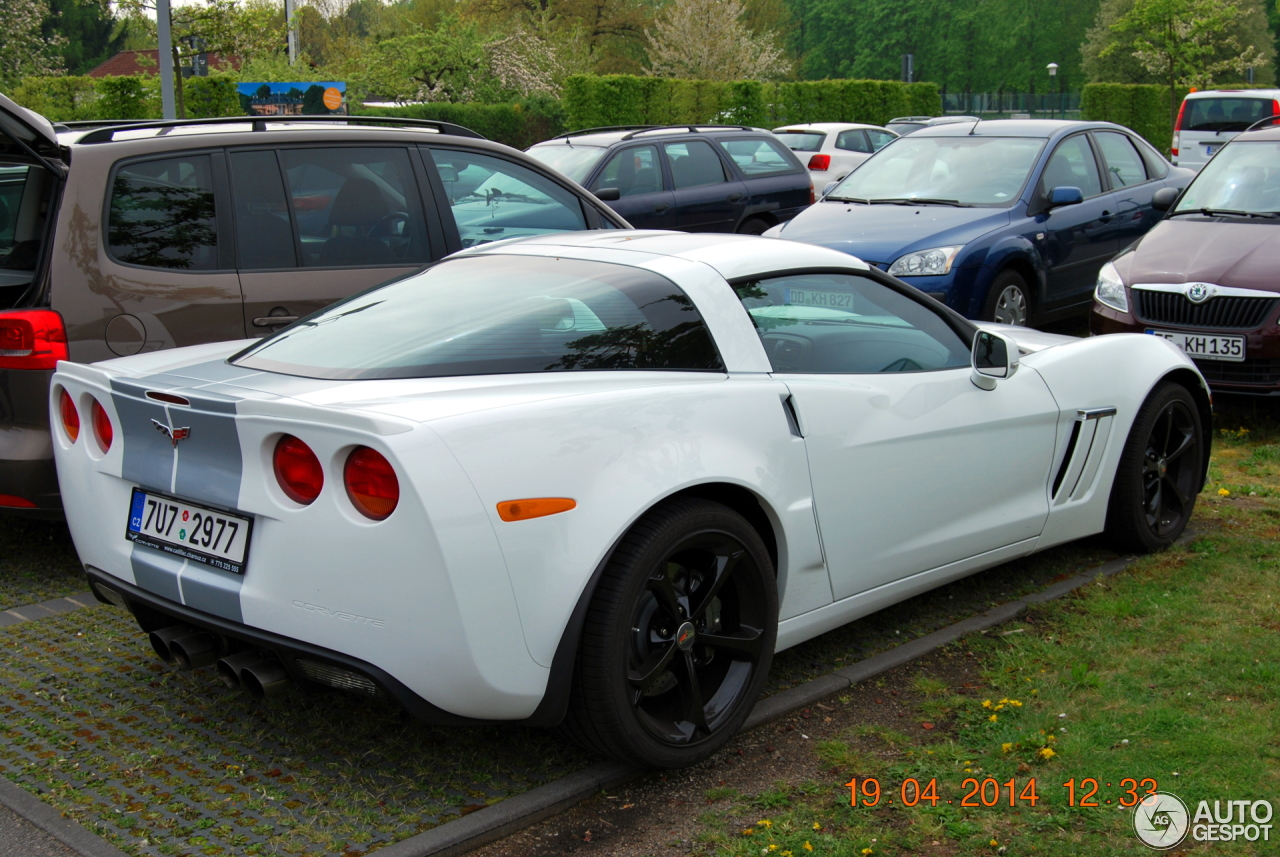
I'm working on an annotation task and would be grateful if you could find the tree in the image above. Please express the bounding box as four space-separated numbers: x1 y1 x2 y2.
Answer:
0 0 66 89
1102 0 1271 122
43 0 123 74
646 0 789 80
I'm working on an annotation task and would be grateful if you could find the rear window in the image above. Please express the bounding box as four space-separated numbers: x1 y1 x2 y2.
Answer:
524 144 607 184
232 254 724 380
108 155 219 270
0 164 47 299
774 131 825 152
717 138 800 176
1184 97 1277 132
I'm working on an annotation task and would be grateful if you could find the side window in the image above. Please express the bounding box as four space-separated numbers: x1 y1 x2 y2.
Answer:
278 147 429 267
866 129 897 151
734 273 971 374
1095 132 1148 188
229 151 295 269
429 149 588 248
0 166 29 252
595 145 664 197
108 155 218 270
716 137 799 176
663 140 729 189
835 130 872 153
1040 135 1103 197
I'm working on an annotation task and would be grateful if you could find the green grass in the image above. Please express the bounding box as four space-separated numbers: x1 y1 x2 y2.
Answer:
688 400 1280 856
0 518 87 611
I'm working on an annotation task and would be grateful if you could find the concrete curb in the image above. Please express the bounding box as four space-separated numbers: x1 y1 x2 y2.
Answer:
0 777 129 857
2 535 1195 857
0 591 97 628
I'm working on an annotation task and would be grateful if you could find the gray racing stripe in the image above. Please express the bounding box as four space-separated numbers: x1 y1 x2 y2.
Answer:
111 380 175 492
172 393 243 510
178 563 244 623
130 542 183 603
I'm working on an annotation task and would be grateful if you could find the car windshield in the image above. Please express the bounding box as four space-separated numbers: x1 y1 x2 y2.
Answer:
1173 141 1280 215
524 145 607 184
1183 97 1277 133
232 254 724 380
826 136 1045 206
774 131 825 152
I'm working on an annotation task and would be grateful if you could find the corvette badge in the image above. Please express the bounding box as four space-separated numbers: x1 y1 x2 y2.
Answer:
151 418 191 447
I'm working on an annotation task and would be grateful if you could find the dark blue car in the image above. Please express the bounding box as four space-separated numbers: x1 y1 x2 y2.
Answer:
526 126 813 235
766 120 1194 325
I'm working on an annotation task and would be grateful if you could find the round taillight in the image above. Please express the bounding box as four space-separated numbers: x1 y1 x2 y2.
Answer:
59 388 79 443
92 398 113 452
273 435 323 505
344 447 399 520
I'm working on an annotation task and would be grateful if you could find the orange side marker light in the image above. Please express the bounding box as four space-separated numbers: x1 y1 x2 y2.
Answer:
497 498 577 522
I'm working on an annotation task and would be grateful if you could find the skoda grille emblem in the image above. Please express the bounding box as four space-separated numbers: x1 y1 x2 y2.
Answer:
1186 283 1211 304
151 418 191 447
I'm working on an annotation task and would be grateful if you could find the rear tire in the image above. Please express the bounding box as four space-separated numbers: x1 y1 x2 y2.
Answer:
1104 382 1204 553
983 269 1032 326
736 217 771 235
559 498 777 768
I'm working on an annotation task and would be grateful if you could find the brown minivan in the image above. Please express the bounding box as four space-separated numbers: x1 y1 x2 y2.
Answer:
1090 122 1280 394
0 94 630 515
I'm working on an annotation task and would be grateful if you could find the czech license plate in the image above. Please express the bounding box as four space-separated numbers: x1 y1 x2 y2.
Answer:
1204 144 1222 156
1146 329 1245 362
785 288 853 309
126 489 253 574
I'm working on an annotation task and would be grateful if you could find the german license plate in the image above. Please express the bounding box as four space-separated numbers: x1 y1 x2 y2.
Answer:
1146 329 1245 362
1204 144 1222 156
126 489 253 574
785 288 853 309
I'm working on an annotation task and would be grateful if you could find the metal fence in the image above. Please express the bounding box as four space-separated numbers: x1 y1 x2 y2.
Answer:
942 91 1081 120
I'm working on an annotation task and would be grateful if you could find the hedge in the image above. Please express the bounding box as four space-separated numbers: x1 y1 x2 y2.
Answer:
353 98 567 149
9 75 243 123
562 75 941 131
1080 83 1185 153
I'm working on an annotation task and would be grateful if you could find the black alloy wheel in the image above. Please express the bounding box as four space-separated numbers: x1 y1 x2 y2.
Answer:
561 498 777 768
1106 382 1204 552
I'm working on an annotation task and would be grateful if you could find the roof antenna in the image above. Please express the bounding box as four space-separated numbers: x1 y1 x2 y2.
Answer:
969 118 981 136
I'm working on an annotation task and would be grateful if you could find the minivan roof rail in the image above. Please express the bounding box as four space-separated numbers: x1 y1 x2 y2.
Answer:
72 114 486 144
1244 115 1280 133
550 126 661 141
619 124 758 140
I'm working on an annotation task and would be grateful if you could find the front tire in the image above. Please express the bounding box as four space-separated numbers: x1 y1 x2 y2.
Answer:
983 269 1032 326
560 498 777 768
736 217 771 235
1104 382 1204 553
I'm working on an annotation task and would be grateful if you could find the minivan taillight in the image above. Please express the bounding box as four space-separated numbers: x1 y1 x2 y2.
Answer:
92 399 113 452
273 435 323 504
809 182 816 205
344 447 399 520
0 311 68 370
59 388 79 443
807 154 831 170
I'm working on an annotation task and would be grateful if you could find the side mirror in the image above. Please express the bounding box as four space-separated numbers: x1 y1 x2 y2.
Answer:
1151 186 1179 212
1047 186 1083 209
594 187 621 201
436 165 459 183
823 181 838 197
971 329 1019 390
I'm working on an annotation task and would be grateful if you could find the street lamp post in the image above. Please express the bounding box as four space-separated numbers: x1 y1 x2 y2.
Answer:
1047 63 1059 119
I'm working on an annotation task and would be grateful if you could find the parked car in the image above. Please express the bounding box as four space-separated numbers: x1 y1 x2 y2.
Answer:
772 123 898 187
765 119 1193 326
525 125 813 235
0 93 628 515
56 230 1208 768
885 115 981 136
1091 121 1280 394
1172 89 1280 171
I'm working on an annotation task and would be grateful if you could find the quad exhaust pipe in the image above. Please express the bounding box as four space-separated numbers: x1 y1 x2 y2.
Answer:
149 624 292 699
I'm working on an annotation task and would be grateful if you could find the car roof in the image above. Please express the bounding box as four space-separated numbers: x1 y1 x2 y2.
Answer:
1183 89 1280 100
532 125 775 148
772 123 885 133
1231 123 1280 141
56 115 486 147
909 118 1126 139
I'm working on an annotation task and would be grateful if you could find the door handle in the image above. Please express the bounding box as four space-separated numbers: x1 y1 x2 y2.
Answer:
653 203 670 213
1099 210 1113 223
253 315 299 327
727 193 744 203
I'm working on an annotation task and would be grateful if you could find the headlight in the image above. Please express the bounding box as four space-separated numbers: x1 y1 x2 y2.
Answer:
888 246 963 276
1094 261 1128 312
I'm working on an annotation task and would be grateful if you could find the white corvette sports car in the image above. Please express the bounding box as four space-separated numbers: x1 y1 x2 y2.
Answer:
53 231 1209 768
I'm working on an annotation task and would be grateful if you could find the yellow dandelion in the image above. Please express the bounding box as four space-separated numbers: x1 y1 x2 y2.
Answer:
982 699 993 708
769 846 779 852
742 828 755 835
804 843 814 853
862 849 875 855
1039 747 1056 759
758 819 773 828
990 839 999 847
1001 742 1013 753
988 714 998 722
783 852 794 857
1219 487 1231 496
964 767 973 772
1047 734 1056 742
813 822 822 830
1010 700 1023 707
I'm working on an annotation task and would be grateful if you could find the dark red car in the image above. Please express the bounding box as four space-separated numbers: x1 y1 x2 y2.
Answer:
1090 123 1280 394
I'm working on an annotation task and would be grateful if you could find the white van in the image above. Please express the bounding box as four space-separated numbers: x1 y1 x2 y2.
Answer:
1172 89 1280 171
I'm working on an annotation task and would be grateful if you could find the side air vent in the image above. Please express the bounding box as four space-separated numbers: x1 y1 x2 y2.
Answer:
1051 407 1117 505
